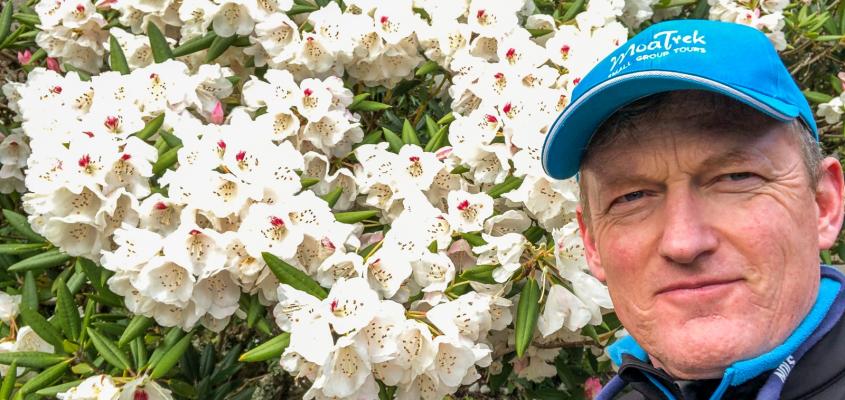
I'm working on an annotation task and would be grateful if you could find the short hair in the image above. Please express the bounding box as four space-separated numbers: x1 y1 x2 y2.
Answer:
578 90 822 221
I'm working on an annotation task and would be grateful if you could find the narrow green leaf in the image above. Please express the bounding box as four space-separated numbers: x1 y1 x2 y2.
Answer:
109 34 130 74
172 31 217 57
11 12 39 26
150 332 193 379
246 295 262 328
118 315 154 347
436 112 455 125
424 114 438 137
18 360 70 395
348 93 370 109
2 209 46 242
349 100 391 112
300 177 319 189
450 165 469 174
7 248 70 272
522 226 546 244
22 271 37 310
55 278 81 341
19 307 64 351
415 60 440 76
34 380 84 397
515 278 541 357
153 145 182 175
320 186 343 208
424 126 448 152
130 336 147 371
353 130 383 149
0 3 13 47
199 344 215 377
0 25 22 50
459 264 498 284
383 127 403 153
238 332 290 362
487 176 524 199
0 243 49 255
146 328 185 370
402 119 421 146
132 113 165 140
287 3 320 16
0 352 66 369
78 299 95 346
263 252 327 299
206 34 238 62
147 23 173 62
803 90 834 104
460 232 487 247
86 328 132 371
527 28 553 37
335 210 379 224
0 360 15 400
158 130 182 148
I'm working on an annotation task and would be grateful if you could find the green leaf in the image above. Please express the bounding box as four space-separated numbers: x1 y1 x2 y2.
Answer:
353 130 383 149
34 380 84 397
22 270 37 310
11 12 39 26
130 337 147 371
158 130 183 148
7 248 70 272
19 307 65 351
383 127 403 153
460 232 487 247
2 209 46 242
118 315 154 347
522 226 546 244
0 3 13 47
460 264 499 284
424 114 439 137
246 295 262 328
133 113 166 140
320 186 343 208
0 352 66 369
450 165 469 174
300 177 320 189
0 243 49 255
560 0 585 21
423 125 448 152
436 112 455 125
18 359 71 395
487 176 524 199
206 34 238 62
515 277 541 357
349 100 391 112
55 278 81 341
146 328 185 370
78 300 95 346
153 145 182 175
150 332 194 379
348 93 370 109
172 31 217 57
415 60 441 76
527 28 553 37
109 34 130 74
803 90 834 104
87 328 132 371
199 343 215 377
147 23 173 62
402 119 421 146
0 360 15 400
238 332 291 362
262 252 327 299
287 3 320 16
335 210 379 224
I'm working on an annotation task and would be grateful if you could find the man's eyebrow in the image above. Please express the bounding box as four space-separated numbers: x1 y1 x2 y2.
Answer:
697 148 766 171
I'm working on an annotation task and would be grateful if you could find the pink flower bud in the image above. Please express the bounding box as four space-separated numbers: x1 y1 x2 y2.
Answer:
17 50 31 65
46 57 61 72
211 100 225 125
584 377 603 399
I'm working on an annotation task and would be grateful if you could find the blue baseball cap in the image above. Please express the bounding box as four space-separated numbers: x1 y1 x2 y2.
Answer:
541 19 818 180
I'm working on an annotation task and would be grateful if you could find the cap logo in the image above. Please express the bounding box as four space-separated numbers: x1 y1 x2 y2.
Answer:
609 29 707 77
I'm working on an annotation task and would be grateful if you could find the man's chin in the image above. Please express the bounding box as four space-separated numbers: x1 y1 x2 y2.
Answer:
647 317 763 380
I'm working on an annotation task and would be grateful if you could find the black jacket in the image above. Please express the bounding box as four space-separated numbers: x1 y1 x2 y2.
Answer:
599 267 845 400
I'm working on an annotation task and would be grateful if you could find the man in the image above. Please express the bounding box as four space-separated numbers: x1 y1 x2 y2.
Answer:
541 20 845 399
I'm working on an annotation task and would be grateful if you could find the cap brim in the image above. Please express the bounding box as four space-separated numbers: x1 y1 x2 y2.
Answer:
541 71 802 180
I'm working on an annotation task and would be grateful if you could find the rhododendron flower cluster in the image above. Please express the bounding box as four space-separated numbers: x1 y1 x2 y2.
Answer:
0 0 815 397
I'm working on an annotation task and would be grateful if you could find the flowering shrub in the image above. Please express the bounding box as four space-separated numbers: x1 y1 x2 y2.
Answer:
0 0 841 398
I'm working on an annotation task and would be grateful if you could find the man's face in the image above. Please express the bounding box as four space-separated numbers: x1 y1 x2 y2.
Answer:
577 118 844 379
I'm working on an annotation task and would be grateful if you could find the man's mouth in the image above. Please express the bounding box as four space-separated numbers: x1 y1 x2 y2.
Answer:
656 278 744 297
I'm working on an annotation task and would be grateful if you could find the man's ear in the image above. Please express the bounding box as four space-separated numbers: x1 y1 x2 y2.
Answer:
576 204 606 282
816 157 845 250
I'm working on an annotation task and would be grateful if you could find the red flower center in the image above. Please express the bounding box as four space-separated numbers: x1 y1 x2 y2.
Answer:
104 116 119 131
235 150 246 162
503 102 512 114
269 216 285 227
380 15 389 25
303 88 313 97
485 114 498 123
78 154 91 168
134 389 149 400
409 156 420 162
120 153 131 161
190 229 201 235
506 48 516 59
457 200 470 211
217 140 226 150
154 202 168 210
50 86 62 94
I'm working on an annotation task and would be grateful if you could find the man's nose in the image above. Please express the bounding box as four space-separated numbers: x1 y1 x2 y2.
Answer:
657 188 718 265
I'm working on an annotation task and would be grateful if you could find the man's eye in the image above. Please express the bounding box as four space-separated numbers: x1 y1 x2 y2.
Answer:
723 172 755 181
615 191 645 204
